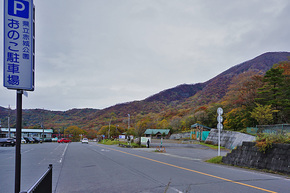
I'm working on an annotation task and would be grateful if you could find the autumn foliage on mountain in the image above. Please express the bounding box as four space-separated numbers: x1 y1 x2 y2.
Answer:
0 52 289 138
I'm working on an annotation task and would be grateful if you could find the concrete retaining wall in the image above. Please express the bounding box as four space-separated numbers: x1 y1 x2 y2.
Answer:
205 129 256 149
222 142 290 174
169 132 191 139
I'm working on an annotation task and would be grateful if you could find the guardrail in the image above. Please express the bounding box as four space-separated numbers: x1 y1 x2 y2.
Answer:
21 164 52 193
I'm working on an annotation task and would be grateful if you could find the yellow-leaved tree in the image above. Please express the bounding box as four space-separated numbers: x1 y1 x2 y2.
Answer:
250 103 273 125
64 126 86 142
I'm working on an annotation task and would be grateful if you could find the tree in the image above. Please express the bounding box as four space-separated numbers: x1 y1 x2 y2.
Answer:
256 67 288 123
157 119 169 129
64 126 86 141
170 116 182 132
86 129 98 139
250 103 273 125
222 72 264 110
224 107 249 131
274 60 290 123
135 117 150 147
180 116 196 130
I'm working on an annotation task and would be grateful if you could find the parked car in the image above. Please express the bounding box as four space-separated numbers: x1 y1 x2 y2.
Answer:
57 138 71 143
21 137 26 144
52 137 58 142
0 138 15 147
23 137 35 143
33 137 42 143
81 138 89 144
44 138 52 142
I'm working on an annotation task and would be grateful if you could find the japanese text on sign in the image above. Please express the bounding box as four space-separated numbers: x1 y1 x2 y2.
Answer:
4 0 35 91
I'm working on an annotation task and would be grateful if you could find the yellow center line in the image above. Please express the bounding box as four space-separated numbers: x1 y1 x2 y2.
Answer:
98 145 277 193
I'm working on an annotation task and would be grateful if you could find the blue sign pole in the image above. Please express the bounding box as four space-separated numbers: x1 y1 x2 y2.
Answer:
4 1 34 192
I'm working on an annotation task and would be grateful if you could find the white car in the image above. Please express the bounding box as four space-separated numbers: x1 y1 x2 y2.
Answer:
21 137 26 144
81 138 89 144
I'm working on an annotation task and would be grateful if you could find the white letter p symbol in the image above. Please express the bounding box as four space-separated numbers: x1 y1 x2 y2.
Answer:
14 1 25 15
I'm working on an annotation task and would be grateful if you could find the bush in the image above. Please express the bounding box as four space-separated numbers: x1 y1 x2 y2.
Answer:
255 133 290 153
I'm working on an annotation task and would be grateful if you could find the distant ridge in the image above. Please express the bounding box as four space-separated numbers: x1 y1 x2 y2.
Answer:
194 52 290 104
144 83 205 104
144 52 290 105
0 52 289 129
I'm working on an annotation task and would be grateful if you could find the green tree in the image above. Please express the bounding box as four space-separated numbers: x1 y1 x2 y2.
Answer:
64 126 86 141
250 103 273 125
180 116 196 131
224 107 246 131
256 67 288 123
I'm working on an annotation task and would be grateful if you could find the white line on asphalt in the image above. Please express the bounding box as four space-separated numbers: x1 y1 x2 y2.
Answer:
170 187 183 193
59 144 68 163
162 153 202 161
22 148 34 154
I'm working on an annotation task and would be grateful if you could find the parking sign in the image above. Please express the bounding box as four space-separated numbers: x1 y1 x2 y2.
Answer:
3 0 35 91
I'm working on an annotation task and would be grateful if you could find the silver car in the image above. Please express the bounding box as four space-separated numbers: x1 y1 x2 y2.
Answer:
81 138 89 144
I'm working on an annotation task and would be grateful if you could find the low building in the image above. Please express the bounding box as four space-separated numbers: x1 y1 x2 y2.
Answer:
144 129 170 139
190 123 212 141
0 128 53 138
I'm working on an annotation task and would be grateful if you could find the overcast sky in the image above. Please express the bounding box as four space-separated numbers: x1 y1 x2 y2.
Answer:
1 0 289 111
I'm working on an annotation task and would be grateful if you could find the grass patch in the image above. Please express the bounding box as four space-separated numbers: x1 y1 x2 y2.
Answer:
200 142 226 149
206 156 223 164
99 139 145 148
99 139 120 145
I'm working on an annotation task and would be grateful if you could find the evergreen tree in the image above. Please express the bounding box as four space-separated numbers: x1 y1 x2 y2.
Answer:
256 67 289 123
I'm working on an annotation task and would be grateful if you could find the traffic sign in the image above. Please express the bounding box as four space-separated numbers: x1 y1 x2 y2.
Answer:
216 107 223 157
217 123 223 130
217 107 223 115
3 0 35 91
217 115 223 123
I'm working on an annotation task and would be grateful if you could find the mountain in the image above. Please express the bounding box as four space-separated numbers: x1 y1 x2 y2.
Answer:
144 52 290 107
144 83 205 104
183 52 290 106
0 52 289 130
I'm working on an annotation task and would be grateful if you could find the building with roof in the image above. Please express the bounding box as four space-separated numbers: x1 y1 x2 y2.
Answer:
144 129 171 139
0 128 53 138
190 123 212 141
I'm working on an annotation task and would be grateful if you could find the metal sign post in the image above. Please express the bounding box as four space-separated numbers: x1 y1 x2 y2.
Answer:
15 90 23 193
217 107 223 156
3 1 35 192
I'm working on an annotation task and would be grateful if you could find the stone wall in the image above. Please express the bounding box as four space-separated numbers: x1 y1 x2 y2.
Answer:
169 132 191 140
205 129 256 149
222 142 290 174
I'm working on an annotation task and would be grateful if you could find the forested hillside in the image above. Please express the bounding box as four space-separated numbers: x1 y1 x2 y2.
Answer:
1 52 289 138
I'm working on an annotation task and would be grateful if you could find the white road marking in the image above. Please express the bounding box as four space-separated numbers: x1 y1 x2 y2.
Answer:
162 153 201 161
59 143 69 163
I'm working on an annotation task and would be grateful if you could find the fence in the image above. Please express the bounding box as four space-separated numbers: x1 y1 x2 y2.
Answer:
21 164 52 193
247 124 290 135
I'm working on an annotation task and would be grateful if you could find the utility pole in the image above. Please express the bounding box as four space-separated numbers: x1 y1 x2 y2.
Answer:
41 109 44 142
8 105 11 138
128 114 130 130
108 116 112 139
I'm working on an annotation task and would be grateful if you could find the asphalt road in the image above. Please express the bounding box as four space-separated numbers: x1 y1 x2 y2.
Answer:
0 142 289 193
